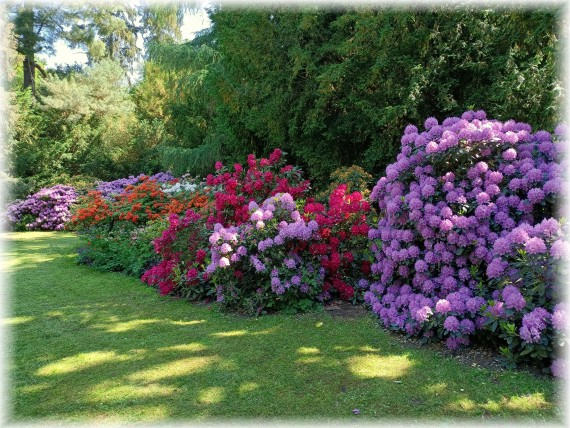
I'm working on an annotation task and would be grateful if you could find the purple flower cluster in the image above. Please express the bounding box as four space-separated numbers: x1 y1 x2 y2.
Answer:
96 172 174 198
519 308 550 343
366 111 566 368
7 185 77 231
206 223 242 274
208 192 326 309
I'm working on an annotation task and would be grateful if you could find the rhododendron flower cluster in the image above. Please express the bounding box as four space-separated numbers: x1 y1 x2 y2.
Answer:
96 172 174 198
72 177 208 228
482 218 568 373
205 149 310 226
142 209 210 297
206 192 325 314
366 111 567 374
303 184 374 301
8 185 77 231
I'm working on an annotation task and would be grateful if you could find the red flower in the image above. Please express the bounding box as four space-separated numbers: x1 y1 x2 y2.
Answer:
187 268 199 280
269 148 282 163
196 249 207 264
247 154 257 168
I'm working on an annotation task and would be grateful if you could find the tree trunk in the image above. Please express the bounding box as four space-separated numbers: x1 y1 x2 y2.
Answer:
23 54 36 96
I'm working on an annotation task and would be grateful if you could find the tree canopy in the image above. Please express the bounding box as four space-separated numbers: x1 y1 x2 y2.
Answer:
5 4 564 195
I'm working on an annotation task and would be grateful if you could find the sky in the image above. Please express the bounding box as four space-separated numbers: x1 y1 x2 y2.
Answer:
35 4 213 70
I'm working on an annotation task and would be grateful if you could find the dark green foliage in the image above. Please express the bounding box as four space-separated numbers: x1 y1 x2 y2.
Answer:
134 40 221 176
77 220 166 277
136 7 560 189
8 6 563 193
201 7 562 187
159 141 221 177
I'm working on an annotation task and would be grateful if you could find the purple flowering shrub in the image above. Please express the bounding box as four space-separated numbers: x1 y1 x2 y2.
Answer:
365 110 567 373
206 193 325 315
96 172 174 198
485 219 568 371
7 185 77 231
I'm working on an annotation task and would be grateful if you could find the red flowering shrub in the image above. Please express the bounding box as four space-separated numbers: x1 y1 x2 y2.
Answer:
141 209 211 297
304 184 375 301
205 149 310 226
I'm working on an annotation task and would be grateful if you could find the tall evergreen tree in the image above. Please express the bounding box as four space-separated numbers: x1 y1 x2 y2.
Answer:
11 5 67 95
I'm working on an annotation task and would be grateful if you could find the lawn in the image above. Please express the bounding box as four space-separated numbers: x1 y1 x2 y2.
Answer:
2 232 564 423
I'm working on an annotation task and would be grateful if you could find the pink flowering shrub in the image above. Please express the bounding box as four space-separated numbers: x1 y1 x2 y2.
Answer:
365 110 566 374
206 193 325 315
142 150 376 313
204 186 375 314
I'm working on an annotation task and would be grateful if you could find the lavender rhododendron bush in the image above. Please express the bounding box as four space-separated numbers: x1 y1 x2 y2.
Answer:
95 172 175 199
206 193 325 315
7 185 78 231
365 110 567 374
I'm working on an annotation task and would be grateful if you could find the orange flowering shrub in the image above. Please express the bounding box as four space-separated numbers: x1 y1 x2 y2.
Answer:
70 190 112 229
72 176 211 277
71 178 210 230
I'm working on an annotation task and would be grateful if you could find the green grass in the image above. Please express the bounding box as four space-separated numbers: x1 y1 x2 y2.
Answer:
3 232 564 423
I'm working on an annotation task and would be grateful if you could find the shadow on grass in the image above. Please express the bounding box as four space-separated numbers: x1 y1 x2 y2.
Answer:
4 232 562 422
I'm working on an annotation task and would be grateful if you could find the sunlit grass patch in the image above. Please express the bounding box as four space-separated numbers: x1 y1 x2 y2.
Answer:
2 316 35 325
157 343 208 353
127 356 220 382
347 354 413 380
37 351 132 376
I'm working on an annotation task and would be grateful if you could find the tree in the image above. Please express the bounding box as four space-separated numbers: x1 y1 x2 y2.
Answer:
11 5 67 95
134 33 221 176
10 2 194 90
8 59 138 183
204 6 562 186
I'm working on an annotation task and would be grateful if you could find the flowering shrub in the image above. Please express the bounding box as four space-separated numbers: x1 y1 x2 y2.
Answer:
315 165 373 202
304 184 374 302
205 149 310 226
72 175 209 276
365 111 566 373
205 193 325 315
484 218 568 371
72 177 209 229
141 209 211 297
96 172 174 198
7 185 77 231
161 176 202 196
